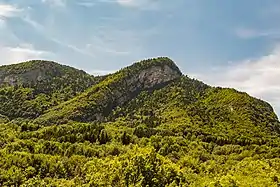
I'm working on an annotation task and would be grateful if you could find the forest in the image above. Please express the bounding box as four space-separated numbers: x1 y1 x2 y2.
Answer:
0 58 280 186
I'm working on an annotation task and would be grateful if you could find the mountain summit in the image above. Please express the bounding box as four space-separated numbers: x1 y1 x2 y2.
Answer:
0 60 89 86
0 60 103 118
0 57 280 186
35 57 183 124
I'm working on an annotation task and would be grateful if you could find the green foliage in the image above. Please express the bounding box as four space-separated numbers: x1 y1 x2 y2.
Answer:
99 129 110 144
121 132 131 145
0 114 9 123
0 60 105 119
0 57 280 186
34 57 182 125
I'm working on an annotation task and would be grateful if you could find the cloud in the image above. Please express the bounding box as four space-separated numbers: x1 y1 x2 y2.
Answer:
192 45 280 116
0 44 53 65
41 0 66 7
0 19 5 27
90 69 115 76
119 0 159 10
17 5 143 63
86 43 130 56
99 0 159 10
116 0 141 6
51 38 96 57
0 8 50 65
0 3 21 19
235 28 280 39
76 0 96 7
21 16 95 58
84 26 151 60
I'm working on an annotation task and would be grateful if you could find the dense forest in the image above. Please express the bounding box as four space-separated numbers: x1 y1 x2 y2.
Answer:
0 57 280 186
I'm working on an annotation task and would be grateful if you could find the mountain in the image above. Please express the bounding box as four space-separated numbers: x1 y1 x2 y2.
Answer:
0 57 280 186
0 60 106 119
35 57 182 125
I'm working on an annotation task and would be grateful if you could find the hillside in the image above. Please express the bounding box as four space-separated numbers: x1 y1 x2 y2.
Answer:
0 57 280 186
34 57 182 125
0 60 106 119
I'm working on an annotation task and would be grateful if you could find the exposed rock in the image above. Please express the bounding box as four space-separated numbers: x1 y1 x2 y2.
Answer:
1 68 50 86
0 61 61 86
94 62 182 120
129 65 181 90
34 57 183 124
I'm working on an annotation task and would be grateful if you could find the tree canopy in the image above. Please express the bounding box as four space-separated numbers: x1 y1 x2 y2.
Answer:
0 58 279 186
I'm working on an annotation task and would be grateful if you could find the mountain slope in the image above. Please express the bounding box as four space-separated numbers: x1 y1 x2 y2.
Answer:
0 57 280 186
0 60 105 119
109 76 280 145
0 60 94 88
34 57 182 125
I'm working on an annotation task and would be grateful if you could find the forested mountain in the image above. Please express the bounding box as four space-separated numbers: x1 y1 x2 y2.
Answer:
0 60 106 119
0 57 280 186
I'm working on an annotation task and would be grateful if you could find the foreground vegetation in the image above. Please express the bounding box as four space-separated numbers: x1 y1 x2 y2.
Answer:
0 58 280 186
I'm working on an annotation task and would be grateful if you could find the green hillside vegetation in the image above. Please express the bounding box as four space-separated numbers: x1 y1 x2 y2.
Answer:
0 57 280 186
34 57 182 125
0 60 106 119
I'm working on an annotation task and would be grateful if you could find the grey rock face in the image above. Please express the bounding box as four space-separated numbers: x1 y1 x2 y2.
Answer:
34 59 183 123
106 64 182 114
138 65 181 89
0 69 50 86
124 65 181 93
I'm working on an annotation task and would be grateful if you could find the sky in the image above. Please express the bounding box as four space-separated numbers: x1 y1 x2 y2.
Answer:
0 0 280 117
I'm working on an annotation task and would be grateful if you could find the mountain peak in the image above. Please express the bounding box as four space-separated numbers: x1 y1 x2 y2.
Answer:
35 57 183 124
122 57 182 89
1 57 280 186
123 57 182 75
0 60 89 87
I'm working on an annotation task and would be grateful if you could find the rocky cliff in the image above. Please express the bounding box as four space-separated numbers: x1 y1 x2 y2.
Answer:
0 60 96 88
1 57 280 186
35 57 182 124
0 61 60 86
0 60 103 119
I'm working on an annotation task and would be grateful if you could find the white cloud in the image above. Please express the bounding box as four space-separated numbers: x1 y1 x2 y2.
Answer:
90 69 115 76
76 0 96 7
0 3 21 18
84 27 148 59
116 0 138 6
0 44 52 65
51 37 96 57
192 45 280 116
99 0 159 10
118 0 159 10
0 19 5 27
41 0 66 7
21 16 95 58
235 28 280 39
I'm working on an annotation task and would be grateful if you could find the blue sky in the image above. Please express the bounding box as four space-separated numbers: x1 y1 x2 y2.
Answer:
1 0 280 116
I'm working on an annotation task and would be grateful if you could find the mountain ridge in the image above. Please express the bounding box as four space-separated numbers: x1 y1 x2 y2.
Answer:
34 57 183 125
0 60 106 119
0 57 280 186
0 60 89 86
